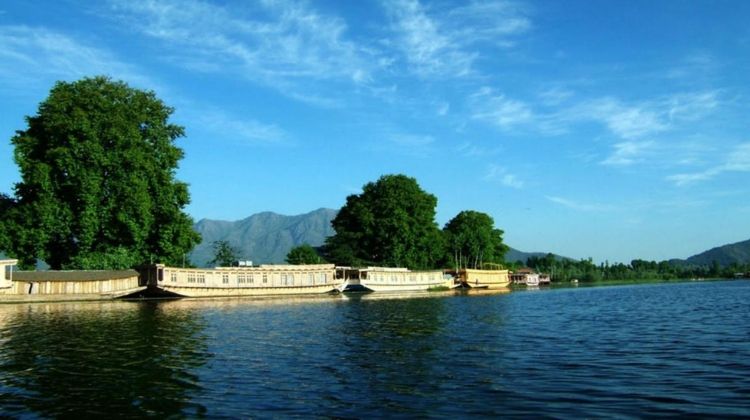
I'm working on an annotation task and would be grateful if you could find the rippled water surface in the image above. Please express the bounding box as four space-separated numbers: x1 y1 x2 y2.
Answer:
1 280 749 418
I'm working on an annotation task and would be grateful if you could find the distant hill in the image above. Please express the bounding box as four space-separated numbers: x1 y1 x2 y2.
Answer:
683 239 750 267
505 248 570 265
190 208 337 267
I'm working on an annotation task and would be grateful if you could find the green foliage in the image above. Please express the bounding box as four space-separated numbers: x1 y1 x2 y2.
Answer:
324 174 443 269
3 76 200 269
286 244 325 264
443 210 508 269
209 240 239 267
525 254 750 282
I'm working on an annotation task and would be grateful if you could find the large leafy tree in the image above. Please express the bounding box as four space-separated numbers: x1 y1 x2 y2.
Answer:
286 244 325 265
324 174 443 269
209 240 240 267
443 210 509 269
4 76 200 269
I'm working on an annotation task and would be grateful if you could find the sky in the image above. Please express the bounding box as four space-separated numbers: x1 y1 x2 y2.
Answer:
0 0 749 264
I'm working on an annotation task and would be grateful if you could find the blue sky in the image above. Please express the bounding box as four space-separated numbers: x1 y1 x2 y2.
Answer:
1 0 748 263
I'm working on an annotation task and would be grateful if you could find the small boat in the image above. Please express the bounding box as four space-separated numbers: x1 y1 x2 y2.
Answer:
524 273 540 287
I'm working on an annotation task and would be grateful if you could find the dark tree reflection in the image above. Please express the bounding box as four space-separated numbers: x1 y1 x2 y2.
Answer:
0 301 209 418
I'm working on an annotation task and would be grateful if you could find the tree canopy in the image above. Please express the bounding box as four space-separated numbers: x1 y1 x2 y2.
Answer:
286 244 324 265
209 240 240 267
2 76 200 269
324 174 443 269
443 210 509 269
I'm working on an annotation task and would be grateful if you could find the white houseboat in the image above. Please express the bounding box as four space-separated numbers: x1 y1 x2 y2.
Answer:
143 263 339 298
337 266 451 292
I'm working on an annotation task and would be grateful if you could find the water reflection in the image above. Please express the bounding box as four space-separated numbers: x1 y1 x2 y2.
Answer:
0 301 209 418
323 293 450 415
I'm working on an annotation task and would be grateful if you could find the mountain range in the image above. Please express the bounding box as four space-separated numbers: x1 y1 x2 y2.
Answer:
673 239 750 267
190 208 336 267
191 208 750 268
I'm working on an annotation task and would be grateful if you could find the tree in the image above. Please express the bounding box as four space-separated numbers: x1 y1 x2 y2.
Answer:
4 76 200 269
324 174 443 269
209 240 240 267
286 244 324 265
442 210 509 269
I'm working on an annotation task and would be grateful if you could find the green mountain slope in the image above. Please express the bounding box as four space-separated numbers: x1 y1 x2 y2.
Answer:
190 208 337 267
684 239 750 266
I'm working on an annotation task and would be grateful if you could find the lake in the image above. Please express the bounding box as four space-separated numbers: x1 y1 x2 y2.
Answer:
0 280 748 417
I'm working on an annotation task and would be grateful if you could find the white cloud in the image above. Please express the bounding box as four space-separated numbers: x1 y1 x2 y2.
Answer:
385 0 475 77
667 142 750 186
601 141 655 166
105 0 377 103
573 97 667 139
384 0 530 77
545 196 612 212
537 87 574 106
0 25 153 91
484 164 523 189
194 109 287 145
470 87 533 129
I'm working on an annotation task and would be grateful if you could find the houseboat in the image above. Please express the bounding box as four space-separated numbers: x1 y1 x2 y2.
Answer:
142 263 339 298
454 268 511 289
510 268 542 286
337 266 451 292
1 259 146 302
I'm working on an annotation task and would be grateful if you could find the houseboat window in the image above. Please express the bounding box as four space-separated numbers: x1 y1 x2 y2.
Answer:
289 274 294 285
308 273 314 285
248 274 254 284
222 274 229 284
263 274 268 284
238 274 246 283
198 274 205 283
188 273 196 283
171 272 177 282
280 274 287 285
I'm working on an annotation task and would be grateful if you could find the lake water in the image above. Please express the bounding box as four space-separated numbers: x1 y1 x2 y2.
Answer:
0 280 748 418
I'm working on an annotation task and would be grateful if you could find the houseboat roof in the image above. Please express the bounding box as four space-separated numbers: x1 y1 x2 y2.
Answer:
13 270 139 282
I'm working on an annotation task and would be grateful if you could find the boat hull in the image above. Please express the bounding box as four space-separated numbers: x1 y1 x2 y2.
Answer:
358 280 450 292
157 283 338 298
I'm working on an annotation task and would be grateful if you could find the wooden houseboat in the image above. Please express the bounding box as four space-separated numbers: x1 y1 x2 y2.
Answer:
336 266 451 292
1 259 146 302
510 268 542 286
454 268 511 289
143 263 339 298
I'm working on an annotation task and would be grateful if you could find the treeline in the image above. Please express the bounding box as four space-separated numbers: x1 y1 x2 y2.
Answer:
293 174 509 269
518 254 750 282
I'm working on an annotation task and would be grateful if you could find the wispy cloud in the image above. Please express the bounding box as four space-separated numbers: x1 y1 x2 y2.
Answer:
105 0 378 104
484 164 524 189
192 108 287 146
471 87 722 142
667 142 750 186
384 0 530 77
470 87 533 129
601 141 655 166
457 142 503 158
545 196 613 212
0 25 153 91
574 97 668 139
